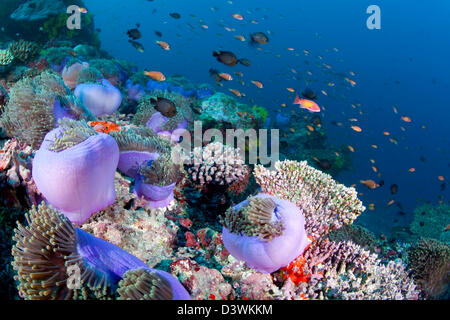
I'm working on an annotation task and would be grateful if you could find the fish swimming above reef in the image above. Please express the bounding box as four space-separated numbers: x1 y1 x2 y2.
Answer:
302 88 317 100
390 184 399 195
144 71 166 81
150 97 177 117
213 51 249 66
360 180 380 189
128 40 144 52
293 95 321 112
127 28 141 40
250 32 269 45
169 12 181 19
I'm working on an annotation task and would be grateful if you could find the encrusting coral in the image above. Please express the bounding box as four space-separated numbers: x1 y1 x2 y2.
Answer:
11 203 191 300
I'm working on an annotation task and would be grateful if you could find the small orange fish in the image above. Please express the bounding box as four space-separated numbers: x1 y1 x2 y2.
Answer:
393 106 398 114
401 116 412 122
351 126 362 132
79 7 88 13
231 13 244 20
444 224 450 232
156 41 170 50
88 121 120 134
438 176 445 181
144 71 166 81
229 89 244 97
387 199 395 206
383 131 390 136
293 96 320 112
289 128 295 133
306 125 314 132
251 80 263 88
371 145 378 149
201 24 209 29
321 90 328 96
235 35 246 41
408 168 416 172
360 180 379 189
218 73 233 81
372 166 378 173
287 87 295 92
348 145 355 152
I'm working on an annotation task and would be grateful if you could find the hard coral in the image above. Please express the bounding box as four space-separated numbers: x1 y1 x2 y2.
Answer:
187 141 249 186
254 160 365 239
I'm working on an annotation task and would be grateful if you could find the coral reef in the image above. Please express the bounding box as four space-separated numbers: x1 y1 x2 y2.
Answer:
187 142 249 186
7 40 40 63
10 0 66 22
196 92 264 130
0 49 14 66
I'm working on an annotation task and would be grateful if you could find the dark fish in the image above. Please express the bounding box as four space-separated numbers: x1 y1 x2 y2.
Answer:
390 184 398 195
398 211 406 216
302 88 317 100
310 115 321 126
314 158 331 171
239 58 251 67
128 40 144 53
170 12 181 19
136 23 141 28
127 28 141 40
213 51 238 66
441 183 446 191
250 32 269 44
154 30 162 37
420 156 426 163
209 68 222 82
378 180 385 187
151 97 177 118
213 51 250 67
96 28 102 33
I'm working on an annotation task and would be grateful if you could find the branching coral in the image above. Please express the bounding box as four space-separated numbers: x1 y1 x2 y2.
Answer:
407 238 450 299
254 160 365 239
0 49 14 66
7 40 40 63
187 142 249 186
0 71 91 149
290 238 419 300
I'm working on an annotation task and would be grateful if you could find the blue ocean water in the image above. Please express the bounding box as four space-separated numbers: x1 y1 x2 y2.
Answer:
86 0 448 235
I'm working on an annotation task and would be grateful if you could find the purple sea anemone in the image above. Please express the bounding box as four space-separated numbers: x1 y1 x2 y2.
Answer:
74 79 122 116
126 79 146 102
222 193 311 273
32 120 119 225
134 174 177 208
12 203 191 300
